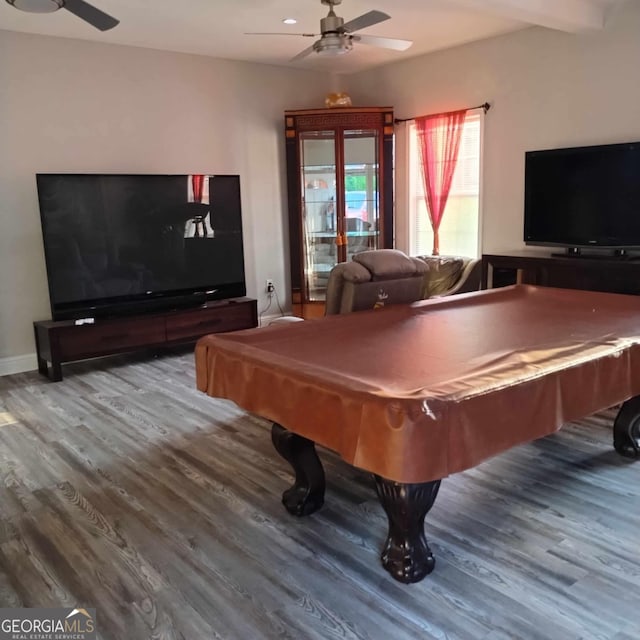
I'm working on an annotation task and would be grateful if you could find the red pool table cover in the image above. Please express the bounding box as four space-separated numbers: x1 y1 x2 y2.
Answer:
195 285 640 483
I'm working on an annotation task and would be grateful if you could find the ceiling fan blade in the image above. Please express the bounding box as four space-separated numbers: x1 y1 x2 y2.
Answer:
354 34 413 51
63 0 119 31
244 32 317 37
341 10 390 34
290 45 315 62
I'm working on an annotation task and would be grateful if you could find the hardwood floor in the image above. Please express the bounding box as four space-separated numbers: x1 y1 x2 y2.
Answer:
0 348 638 640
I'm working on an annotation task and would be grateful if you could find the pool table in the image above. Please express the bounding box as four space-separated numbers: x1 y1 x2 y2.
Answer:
195 285 640 583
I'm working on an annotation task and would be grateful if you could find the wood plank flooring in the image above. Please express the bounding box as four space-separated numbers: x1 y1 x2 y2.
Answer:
0 348 638 640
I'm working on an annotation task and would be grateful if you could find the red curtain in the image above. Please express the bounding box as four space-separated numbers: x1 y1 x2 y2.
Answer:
191 174 205 203
415 109 467 255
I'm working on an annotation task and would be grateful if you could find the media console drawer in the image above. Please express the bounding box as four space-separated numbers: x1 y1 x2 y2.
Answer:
166 302 255 341
57 317 166 359
33 297 258 381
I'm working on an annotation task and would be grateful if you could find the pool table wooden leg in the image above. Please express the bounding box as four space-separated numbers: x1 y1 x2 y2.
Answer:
374 476 441 584
614 396 640 458
271 423 326 516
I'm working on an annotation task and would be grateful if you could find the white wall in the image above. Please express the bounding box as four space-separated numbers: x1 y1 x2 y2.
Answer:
0 30 329 372
348 0 640 255
5 0 640 374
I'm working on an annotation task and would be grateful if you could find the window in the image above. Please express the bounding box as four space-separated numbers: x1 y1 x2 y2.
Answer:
407 111 482 258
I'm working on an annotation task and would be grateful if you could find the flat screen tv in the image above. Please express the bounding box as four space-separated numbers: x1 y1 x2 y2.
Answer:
524 141 640 252
36 174 246 320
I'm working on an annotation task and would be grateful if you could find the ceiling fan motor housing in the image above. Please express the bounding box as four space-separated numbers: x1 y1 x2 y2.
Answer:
321 13 344 34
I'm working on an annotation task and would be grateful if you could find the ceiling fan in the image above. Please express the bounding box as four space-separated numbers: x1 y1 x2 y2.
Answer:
5 0 119 31
246 0 412 61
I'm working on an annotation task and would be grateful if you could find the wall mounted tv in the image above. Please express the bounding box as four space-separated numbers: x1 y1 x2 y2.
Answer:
37 174 247 320
524 140 640 253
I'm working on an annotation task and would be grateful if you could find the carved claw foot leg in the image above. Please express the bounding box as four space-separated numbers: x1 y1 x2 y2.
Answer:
271 423 325 516
374 476 441 584
614 397 640 458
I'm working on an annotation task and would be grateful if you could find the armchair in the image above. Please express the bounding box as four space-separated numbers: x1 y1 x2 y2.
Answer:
325 249 428 314
325 251 481 313
271 250 479 325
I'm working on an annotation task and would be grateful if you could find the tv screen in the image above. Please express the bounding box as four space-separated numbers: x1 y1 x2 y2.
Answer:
36 174 246 320
524 141 640 250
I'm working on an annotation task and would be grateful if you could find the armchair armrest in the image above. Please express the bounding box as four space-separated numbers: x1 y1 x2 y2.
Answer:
438 258 482 296
416 255 482 298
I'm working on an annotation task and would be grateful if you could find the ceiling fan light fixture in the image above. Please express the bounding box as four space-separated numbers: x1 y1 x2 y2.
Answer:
313 34 352 56
6 0 63 12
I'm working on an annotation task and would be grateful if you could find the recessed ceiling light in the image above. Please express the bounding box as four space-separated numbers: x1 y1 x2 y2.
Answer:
282 18 297 25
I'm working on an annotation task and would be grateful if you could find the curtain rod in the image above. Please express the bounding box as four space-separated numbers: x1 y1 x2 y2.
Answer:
394 102 491 123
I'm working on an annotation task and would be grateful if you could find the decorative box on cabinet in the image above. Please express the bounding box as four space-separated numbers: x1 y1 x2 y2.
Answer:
33 297 258 381
284 107 394 318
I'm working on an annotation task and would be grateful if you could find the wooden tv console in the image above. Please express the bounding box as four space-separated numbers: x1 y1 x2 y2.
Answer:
482 251 640 294
33 297 258 382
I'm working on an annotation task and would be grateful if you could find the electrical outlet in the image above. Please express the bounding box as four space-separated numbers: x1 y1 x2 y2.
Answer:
265 279 275 293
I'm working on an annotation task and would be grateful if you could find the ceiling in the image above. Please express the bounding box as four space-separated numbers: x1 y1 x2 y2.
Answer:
0 0 624 75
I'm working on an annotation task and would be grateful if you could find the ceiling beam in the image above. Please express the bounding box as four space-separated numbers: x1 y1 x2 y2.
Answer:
446 0 607 32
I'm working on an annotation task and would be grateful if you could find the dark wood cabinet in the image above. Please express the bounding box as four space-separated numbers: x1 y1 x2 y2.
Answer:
284 107 394 318
482 252 640 295
33 297 258 381
164 302 256 342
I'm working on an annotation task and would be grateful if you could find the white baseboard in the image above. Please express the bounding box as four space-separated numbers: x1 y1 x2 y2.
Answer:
0 353 38 377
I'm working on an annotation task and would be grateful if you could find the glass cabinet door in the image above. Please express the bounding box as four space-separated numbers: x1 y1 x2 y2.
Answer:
343 130 380 263
300 131 337 302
